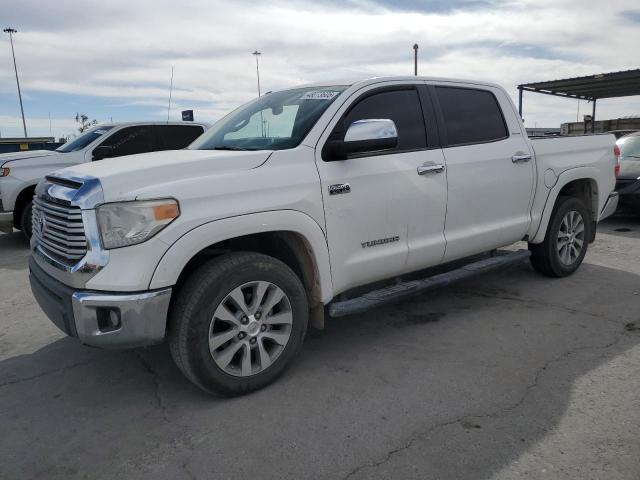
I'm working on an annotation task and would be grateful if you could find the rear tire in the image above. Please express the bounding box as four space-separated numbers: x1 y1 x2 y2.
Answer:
168 252 308 396
529 196 591 277
20 201 33 240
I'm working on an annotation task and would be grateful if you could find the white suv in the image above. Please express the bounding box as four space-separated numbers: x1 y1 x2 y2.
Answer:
0 122 208 237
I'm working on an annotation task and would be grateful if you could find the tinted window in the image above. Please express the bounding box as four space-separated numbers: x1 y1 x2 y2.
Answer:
343 89 427 151
157 125 205 150
99 126 156 157
56 126 114 152
436 87 508 146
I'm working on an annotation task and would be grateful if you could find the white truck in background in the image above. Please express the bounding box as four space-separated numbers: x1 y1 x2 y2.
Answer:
28 76 619 396
0 122 207 237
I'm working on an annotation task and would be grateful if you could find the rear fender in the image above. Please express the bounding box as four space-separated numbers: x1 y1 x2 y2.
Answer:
529 167 599 244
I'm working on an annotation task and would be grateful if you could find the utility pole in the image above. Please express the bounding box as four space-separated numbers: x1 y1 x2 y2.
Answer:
167 66 174 122
4 28 27 137
252 50 262 96
252 51 265 136
413 43 419 76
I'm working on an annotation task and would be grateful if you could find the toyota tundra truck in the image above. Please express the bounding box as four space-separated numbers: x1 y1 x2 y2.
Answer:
28 76 619 396
0 121 208 238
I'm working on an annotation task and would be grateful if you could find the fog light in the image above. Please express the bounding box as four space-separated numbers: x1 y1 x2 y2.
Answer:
96 307 121 333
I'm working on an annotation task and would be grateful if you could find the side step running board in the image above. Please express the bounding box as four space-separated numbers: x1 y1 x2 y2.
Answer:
328 249 531 317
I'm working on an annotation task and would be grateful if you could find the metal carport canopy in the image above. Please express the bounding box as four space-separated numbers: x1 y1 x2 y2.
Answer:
517 69 640 132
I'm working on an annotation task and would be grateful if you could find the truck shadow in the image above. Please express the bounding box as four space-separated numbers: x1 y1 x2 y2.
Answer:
1 262 639 479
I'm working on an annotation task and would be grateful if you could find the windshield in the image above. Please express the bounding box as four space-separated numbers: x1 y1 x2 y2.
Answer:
189 86 348 151
617 134 640 160
56 126 114 153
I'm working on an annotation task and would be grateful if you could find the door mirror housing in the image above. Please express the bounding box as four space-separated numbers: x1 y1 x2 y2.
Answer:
324 119 398 161
92 145 115 161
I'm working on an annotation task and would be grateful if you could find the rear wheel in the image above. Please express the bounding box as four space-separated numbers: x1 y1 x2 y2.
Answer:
19 200 33 240
529 196 591 277
168 252 308 396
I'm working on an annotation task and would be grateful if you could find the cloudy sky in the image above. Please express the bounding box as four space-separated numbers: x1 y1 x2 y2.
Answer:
1 0 639 139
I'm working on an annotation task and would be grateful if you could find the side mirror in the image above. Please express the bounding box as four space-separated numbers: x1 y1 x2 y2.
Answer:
92 145 114 161
324 119 398 161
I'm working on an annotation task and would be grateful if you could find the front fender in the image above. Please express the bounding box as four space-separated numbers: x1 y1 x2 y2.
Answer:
149 210 334 303
529 167 600 244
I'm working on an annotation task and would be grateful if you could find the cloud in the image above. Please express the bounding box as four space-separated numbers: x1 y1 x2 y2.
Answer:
1 0 638 137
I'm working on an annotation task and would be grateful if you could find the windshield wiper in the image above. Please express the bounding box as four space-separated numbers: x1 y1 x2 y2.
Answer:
211 146 252 151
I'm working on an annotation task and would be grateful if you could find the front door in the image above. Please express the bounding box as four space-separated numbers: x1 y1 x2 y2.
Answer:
315 84 448 294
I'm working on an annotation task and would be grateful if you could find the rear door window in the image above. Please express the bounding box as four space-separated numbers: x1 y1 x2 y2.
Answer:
156 125 205 150
435 87 508 146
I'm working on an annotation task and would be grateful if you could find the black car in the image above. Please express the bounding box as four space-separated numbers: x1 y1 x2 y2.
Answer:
615 132 640 210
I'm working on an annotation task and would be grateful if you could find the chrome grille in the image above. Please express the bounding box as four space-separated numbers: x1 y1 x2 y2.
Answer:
32 196 87 263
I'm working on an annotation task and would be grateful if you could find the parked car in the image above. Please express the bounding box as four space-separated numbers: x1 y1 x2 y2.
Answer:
608 129 638 139
0 122 208 238
615 131 640 210
28 76 619 396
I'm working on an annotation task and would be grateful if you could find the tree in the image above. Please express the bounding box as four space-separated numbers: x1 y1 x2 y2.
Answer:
75 113 98 133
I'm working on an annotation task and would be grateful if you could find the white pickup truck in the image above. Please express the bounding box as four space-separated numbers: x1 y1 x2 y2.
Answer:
28 76 619 396
0 121 207 237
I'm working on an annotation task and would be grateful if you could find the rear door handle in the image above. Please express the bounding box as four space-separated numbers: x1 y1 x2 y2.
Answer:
512 154 532 163
417 163 445 175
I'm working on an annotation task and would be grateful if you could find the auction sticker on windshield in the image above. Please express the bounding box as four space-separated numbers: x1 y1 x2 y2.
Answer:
301 90 341 100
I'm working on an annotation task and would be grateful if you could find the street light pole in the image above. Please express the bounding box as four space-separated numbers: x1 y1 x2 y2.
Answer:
4 28 27 137
413 43 418 76
252 50 262 97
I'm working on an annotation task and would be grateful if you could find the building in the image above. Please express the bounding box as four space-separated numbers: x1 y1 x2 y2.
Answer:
0 137 64 154
560 116 640 135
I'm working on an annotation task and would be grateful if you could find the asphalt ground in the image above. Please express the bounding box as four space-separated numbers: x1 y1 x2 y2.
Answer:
1 214 639 480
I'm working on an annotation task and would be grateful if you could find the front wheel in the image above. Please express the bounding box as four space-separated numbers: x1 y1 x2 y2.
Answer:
529 196 591 277
168 252 308 396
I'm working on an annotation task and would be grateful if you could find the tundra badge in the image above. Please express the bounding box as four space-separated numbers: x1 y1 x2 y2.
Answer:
361 236 400 248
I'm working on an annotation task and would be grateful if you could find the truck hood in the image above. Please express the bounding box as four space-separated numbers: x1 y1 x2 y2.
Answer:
56 149 273 203
0 150 59 166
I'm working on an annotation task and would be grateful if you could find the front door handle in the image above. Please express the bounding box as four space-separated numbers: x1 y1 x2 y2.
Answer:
512 154 532 163
417 163 445 175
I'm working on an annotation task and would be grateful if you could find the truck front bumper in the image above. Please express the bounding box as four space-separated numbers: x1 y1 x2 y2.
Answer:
29 257 172 349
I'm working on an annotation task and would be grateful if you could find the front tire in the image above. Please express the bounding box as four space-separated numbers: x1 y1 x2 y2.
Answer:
20 201 33 240
529 196 591 277
168 252 308 396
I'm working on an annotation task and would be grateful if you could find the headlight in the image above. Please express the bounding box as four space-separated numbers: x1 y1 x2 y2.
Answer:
96 199 180 249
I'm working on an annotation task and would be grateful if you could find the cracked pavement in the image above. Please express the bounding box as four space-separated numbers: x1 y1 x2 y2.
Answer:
1 214 640 480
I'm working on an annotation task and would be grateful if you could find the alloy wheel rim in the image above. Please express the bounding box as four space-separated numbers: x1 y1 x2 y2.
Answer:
557 210 585 266
208 281 293 377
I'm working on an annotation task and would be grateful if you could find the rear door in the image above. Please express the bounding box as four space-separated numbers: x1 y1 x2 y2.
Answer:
315 83 448 294
155 124 205 150
431 84 535 262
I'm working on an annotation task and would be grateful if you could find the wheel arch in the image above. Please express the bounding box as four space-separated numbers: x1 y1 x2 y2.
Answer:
530 168 599 244
150 211 333 325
